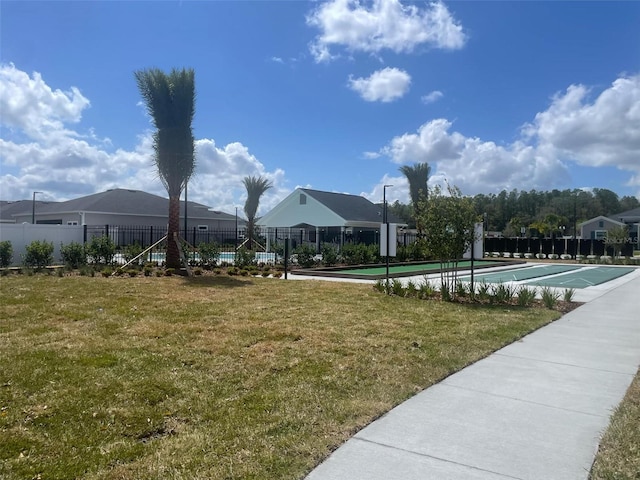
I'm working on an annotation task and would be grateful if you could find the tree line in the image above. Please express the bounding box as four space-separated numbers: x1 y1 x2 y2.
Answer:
390 186 639 237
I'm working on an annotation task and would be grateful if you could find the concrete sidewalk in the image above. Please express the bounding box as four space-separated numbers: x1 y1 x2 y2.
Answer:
306 273 640 480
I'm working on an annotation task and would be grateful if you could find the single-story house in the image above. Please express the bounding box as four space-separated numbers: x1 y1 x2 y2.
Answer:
257 188 405 251
580 207 640 242
1 200 55 224
3 189 244 247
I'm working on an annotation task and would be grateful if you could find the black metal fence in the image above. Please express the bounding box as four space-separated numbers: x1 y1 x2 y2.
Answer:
82 225 636 258
84 225 240 249
483 237 634 257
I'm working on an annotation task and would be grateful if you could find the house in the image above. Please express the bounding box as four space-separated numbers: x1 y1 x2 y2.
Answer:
3 189 245 247
257 188 405 251
580 207 640 243
0 200 57 223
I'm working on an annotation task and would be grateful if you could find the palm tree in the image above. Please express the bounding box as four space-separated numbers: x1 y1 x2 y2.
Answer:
135 68 196 270
399 162 431 236
242 175 272 250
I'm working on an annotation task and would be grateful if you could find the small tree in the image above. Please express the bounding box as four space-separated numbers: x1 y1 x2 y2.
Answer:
242 175 272 251
419 184 479 300
23 240 54 269
0 240 13 268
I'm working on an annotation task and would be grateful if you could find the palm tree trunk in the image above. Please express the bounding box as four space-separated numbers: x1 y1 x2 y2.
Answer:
166 195 181 269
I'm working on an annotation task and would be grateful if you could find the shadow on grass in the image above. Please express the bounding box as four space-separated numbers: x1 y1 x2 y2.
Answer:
180 275 253 289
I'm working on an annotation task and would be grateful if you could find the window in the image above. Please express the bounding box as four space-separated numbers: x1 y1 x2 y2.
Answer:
598 221 604 228
300 194 306 205
594 230 607 240
197 225 208 231
67 221 78 225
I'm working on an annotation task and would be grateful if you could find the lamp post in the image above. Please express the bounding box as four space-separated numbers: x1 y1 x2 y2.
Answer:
235 207 239 252
32 191 43 224
383 184 393 292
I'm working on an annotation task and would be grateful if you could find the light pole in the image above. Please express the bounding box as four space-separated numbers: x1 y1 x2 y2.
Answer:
235 207 239 252
32 191 43 224
383 184 393 292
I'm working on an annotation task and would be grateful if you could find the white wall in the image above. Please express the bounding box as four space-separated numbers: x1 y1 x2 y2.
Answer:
0 224 84 266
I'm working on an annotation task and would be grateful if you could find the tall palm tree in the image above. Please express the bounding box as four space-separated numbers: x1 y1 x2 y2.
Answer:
135 68 196 269
242 175 272 250
399 162 431 236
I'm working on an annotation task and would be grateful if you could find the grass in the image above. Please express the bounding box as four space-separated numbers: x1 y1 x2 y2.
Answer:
589 368 640 479
0 274 560 479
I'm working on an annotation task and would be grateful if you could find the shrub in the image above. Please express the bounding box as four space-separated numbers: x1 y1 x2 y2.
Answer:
541 286 560 309
405 279 418 297
60 241 86 269
234 247 255 269
126 269 138 277
563 288 576 303
476 281 492 303
295 244 317 268
391 278 405 296
23 240 54 269
321 243 339 266
0 240 13 267
123 242 144 266
440 283 452 302
143 266 153 277
193 268 203 276
86 235 115 265
374 279 386 293
341 243 377 265
198 241 220 267
164 268 175 276
272 271 283 278
101 267 113 277
418 279 436 299
516 286 537 307
494 283 515 304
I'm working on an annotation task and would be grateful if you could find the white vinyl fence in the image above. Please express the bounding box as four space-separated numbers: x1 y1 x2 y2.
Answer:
0 224 84 266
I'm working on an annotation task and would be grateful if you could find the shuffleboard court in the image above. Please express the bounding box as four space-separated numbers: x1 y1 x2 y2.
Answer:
294 260 507 279
460 264 580 284
527 266 636 288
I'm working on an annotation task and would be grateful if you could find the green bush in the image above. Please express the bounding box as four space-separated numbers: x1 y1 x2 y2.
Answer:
23 240 54 269
541 286 560 310
295 244 317 268
123 242 144 265
86 235 115 265
516 286 537 307
60 241 86 269
0 240 13 267
563 288 576 303
341 243 377 265
391 278 405 296
234 247 255 269
321 243 339 266
198 241 220 267
494 283 515 304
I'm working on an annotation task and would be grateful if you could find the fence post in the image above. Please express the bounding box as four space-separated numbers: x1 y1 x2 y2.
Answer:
83 224 87 243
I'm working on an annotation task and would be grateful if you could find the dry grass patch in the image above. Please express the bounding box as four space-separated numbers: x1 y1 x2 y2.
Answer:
1 274 559 479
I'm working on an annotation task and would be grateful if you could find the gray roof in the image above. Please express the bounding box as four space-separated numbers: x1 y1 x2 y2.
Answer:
0 200 58 222
611 207 640 222
301 188 403 224
5 189 239 222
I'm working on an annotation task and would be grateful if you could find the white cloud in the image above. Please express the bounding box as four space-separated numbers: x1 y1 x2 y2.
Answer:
421 90 443 104
376 74 640 196
307 0 466 62
348 67 411 102
0 63 90 141
0 64 287 215
524 74 640 172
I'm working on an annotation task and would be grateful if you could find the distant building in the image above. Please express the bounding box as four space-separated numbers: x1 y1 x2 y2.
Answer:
257 187 405 250
580 207 640 242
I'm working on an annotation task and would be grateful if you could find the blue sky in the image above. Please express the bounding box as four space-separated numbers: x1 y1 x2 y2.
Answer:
1 0 639 215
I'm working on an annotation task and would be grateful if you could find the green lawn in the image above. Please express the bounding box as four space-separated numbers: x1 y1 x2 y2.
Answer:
0 273 560 479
